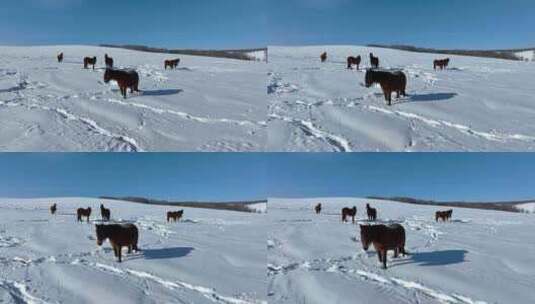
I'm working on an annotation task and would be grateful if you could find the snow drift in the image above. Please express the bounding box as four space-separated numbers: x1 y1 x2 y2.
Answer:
268 197 535 304
0 45 266 152
0 198 266 304
268 45 535 152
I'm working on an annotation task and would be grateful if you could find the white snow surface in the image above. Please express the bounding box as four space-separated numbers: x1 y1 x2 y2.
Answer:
268 197 535 304
268 45 535 151
0 45 266 152
0 198 266 304
247 202 268 213
515 50 534 61
515 202 535 213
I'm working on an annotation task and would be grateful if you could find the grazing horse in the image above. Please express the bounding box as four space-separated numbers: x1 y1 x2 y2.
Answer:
95 224 139 262
77 207 91 222
100 204 111 221
369 53 379 68
50 203 57 215
435 209 453 222
364 69 407 106
164 59 180 69
104 54 114 68
341 206 357 223
57 53 63 63
315 203 322 215
360 224 407 269
347 56 361 70
366 203 377 221
104 68 140 99
433 58 450 70
320 52 327 63
167 210 184 222
83 56 97 69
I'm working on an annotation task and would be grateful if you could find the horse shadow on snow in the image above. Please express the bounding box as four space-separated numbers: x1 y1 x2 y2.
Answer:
392 249 468 267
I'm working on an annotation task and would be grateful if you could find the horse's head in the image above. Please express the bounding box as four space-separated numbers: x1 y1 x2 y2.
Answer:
364 70 374 88
103 69 112 83
359 225 372 251
95 224 107 246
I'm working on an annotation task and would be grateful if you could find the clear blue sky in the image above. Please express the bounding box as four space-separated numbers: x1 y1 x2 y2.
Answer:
267 153 535 202
0 0 268 49
2 1 533 49
267 0 535 49
0 153 267 201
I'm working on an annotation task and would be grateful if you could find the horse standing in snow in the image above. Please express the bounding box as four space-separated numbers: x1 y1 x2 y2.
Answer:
369 53 379 68
347 56 361 70
50 203 57 215
320 52 327 63
167 210 184 222
104 54 114 68
57 53 63 63
341 206 357 223
433 58 450 70
104 68 140 99
95 224 139 262
100 204 111 221
360 224 407 269
366 203 377 221
315 203 322 214
364 69 407 106
164 59 180 69
435 209 453 222
83 56 97 69
77 207 92 222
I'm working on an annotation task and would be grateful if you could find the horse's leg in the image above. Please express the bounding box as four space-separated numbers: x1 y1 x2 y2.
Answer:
118 246 122 262
128 245 132 254
352 216 355 224
394 248 399 258
383 250 387 269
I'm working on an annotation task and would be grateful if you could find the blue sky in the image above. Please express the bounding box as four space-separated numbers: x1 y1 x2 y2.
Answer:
0 153 267 201
1 0 533 49
1 153 535 202
267 153 535 202
267 0 535 49
0 0 268 49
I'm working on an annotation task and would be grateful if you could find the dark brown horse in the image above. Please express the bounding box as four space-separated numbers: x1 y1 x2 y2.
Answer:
167 210 184 222
369 53 379 68
433 58 450 70
341 206 357 223
347 56 361 70
164 59 180 69
364 69 407 106
57 53 63 63
77 207 91 222
104 54 114 68
435 209 453 222
83 56 97 69
100 204 111 221
50 203 57 215
95 224 139 262
315 203 322 215
360 224 407 269
320 52 327 63
366 203 377 221
104 68 140 99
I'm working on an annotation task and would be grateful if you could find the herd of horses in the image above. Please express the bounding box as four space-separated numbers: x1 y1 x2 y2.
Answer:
320 51 451 106
314 202 454 269
49 203 184 262
55 52 181 99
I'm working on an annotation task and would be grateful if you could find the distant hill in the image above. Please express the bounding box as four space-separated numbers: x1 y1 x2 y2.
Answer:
367 196 534 213
100 44 267 61
367 44 535 61
100 196 267 213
